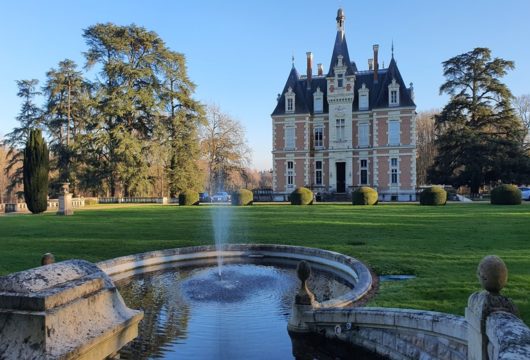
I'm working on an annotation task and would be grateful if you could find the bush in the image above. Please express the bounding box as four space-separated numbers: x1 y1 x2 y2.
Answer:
179 190 199 206
84 198 98 206
290 187 314 205
491 184 521 205
23 129 49 214
352 187 378 205
231 189 253 206
420 187 447 206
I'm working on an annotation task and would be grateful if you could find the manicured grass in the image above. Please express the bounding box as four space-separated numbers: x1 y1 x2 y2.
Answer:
1 203 530 322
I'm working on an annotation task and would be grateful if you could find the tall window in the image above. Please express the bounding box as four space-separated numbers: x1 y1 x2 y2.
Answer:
390 90 397 104
359 93 369 110
285 127 295 149
337 73 344 88
287 161 294 187
336 119 345 141
287 98 294 112
315 161 322 185
360 159 368 184
314 126 323 148
359 123 369 147
388 120 400 145
390 158 398 185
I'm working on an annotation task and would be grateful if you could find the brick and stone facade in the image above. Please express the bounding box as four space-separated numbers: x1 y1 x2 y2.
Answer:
271 8 417 201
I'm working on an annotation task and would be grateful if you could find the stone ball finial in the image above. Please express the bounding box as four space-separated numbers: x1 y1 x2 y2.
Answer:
477 255 508 294
296 260 311 283
41 253 55 266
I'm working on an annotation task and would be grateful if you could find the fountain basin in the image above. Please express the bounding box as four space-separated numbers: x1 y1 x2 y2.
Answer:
97 244 373 308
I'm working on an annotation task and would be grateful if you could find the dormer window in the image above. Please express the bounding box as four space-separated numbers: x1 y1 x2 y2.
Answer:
358 83 369 110
337 74 344 88
388 79 400 107
285 87 295 113
313 87 323 113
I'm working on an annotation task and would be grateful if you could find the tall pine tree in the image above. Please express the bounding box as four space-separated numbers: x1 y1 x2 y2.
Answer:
428 48 530 195
23 129 49 214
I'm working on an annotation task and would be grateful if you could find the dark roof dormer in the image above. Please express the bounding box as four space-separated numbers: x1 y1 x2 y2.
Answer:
271 66 310 116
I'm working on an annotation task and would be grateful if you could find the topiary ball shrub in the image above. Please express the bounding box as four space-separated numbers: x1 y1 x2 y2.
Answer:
420 187 447 206
231 189 253 206
290 187 314 205
179 190 199 206
491 184 521 205
352 186 378 205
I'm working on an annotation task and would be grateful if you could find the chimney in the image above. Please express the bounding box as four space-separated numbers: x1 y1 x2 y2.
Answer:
306 52 313 89
368 58 374 71
373 44 379 83
317 63 323 76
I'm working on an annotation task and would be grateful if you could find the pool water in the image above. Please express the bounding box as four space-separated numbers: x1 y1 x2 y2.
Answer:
116 263 380 359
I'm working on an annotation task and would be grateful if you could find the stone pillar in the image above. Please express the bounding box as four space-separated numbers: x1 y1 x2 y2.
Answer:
466 255 518 360
57 182 74 216
287 260 319 333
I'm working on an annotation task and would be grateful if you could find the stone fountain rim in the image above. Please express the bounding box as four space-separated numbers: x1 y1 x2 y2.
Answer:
97 244 372 308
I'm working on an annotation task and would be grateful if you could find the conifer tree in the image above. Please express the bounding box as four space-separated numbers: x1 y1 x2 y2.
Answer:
23 129 49 214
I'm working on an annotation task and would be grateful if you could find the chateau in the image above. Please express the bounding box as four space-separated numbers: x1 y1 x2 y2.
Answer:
271 8 417 201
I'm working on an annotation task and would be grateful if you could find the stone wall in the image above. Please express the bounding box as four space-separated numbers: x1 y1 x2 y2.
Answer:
486 312 530 359
301 307 467 360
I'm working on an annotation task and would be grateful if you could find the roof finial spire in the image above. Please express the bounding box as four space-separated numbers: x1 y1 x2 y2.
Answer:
336 8 345 31
291 54 295 68
391 40 394 59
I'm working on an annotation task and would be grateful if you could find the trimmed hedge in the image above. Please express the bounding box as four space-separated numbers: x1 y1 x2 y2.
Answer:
420 187 447 206
491 184 521 205
231 189 253 206
178 190 199 206
352 186 378 205
290 187 314 205
84 198 98 206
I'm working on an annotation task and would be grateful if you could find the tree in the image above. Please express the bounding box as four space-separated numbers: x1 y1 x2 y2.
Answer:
201 104 251 193
43 59 91 194
23 129 49 214
2 79 42 195
0 144 9 203
513 94 530 145
428 48 530 195
83 23 168 196
416 110 438 185
159 52 205 197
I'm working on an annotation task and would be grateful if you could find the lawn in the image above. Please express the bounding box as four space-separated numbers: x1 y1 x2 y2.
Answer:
1 203 529 322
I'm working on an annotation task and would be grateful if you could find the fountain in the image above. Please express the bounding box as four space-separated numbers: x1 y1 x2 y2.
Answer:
212 205 230 277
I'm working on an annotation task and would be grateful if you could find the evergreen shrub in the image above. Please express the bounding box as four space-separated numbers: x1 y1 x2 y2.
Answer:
352 186 378 205
23 129 49 214
290 187 314 205
491 184 521 205
179 190 199 206
231 189 253 206
419 187 447 206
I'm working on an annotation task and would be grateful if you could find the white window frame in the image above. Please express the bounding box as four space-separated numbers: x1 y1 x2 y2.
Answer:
388 79 400 107
285 126 295 150
315 160 323 185
390 157 399 185
358 122 369 148
335 118 345 142
388 120 400 145
287 161 294 188
360 159 368 185
358 83 369 111
314 87 323 113
314 126 323 148
285 86 295 113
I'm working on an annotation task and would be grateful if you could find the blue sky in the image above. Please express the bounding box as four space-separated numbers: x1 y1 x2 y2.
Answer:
1 0 529 170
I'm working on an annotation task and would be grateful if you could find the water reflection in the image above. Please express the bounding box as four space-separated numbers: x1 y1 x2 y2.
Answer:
116 263 374 359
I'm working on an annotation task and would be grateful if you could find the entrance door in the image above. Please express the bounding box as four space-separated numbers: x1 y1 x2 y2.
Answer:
336 162 346 193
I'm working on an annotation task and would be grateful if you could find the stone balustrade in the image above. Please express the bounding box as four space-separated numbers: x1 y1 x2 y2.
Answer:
486 312 530 359
2 198 86 213
98 197 168 204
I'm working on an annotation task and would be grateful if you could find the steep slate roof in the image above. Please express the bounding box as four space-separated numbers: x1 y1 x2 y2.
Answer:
327 31 356 77
272 13 415 117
